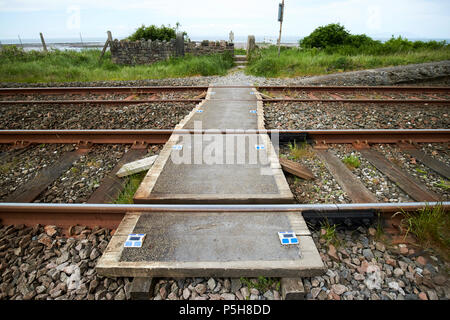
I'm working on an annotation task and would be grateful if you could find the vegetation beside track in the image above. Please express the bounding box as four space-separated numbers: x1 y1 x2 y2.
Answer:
113 171 147 204
395 204 449 261
246 23 450 78
0 46 234 83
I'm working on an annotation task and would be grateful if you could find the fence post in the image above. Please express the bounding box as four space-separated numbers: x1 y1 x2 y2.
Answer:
247 35 255 54
175 32 185 57
40 33 48 52
99 30 112 61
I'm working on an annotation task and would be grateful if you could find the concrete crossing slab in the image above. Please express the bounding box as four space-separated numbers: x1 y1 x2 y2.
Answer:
134 85 294 204
96 211 325 278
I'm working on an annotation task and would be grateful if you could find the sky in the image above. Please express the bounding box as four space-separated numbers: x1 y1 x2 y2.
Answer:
0 0 449 41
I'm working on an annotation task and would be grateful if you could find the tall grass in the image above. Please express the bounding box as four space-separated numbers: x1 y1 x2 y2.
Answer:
0 46 234 83
395 204 449 260
113 171 147 204
246 45 450 78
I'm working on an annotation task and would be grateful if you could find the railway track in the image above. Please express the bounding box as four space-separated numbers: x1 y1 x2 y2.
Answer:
0 85 448 106
0 85 448 227
0 129 448 227
0 83 449 301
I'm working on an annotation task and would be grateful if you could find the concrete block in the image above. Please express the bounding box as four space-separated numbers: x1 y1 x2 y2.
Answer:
116 155 157 177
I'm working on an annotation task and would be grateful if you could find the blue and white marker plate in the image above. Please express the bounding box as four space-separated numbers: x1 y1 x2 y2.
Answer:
255 144 265 150
172 145 183 150
278 231 299 245
124 234 146 248
249 110 257 114
196 110 204 113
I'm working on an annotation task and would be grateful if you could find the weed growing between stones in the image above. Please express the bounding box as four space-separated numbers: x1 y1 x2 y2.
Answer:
319 219 341 247
113 171 147 204
287 140 314 160
395 204 449 261
239 277 280 294
342 155 361 170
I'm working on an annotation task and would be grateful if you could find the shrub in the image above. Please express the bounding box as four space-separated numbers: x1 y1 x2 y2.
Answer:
127 23 187 42
342 155 361 169
299 23 351 48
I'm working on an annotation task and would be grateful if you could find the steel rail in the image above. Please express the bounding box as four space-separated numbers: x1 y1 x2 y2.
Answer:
0 129 449 145
0 86 208 95
0 99 203 105
0 85 448 95
0 202 448 228
261 99 449 104
0 98 448 106
256 85 450 93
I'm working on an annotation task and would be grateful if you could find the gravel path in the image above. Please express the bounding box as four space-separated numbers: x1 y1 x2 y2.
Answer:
0 102 196 129
264 102 449 129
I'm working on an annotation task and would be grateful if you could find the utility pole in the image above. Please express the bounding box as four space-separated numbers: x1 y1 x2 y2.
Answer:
277 0 285 57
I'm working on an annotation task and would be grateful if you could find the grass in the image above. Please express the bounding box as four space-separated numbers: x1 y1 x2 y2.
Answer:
434 179 450 191
319 219 340 247
0 46 234 83
246 45 450 78
240 277 280 294
394 204 449 260
342 155 361 170
0 158 19 174
375 213 384 240
234 48 247 55
287 140 314 160
113 171 147 204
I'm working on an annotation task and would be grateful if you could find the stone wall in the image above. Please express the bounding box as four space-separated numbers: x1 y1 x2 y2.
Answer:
110 39 234 65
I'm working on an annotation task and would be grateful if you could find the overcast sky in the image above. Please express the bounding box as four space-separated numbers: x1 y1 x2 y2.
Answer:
0 0 449 40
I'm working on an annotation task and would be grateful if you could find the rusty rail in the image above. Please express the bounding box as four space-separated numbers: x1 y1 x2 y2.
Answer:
0 86 208 95
0 129 448 145
0 85 449 95
0 202 448 229
0 98 448 106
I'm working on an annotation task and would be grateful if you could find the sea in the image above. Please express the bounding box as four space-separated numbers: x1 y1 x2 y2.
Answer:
1 35 448 52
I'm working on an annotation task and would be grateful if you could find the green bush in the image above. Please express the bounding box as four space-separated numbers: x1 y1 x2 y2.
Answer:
300 23 351 48
128 24 179 41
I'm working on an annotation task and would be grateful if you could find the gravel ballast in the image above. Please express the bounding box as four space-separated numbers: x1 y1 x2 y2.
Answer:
0 144 75 201
264 102 448 130
1 63 449 301
303 224 450 300
1 222 448 300
0 102 196 130
280 145 351 204
35 145 126 203
330 144 413 203
374 144 449 201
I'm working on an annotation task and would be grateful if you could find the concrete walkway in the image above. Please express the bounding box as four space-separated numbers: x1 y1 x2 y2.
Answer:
97 82 324 280
134 83 294 204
